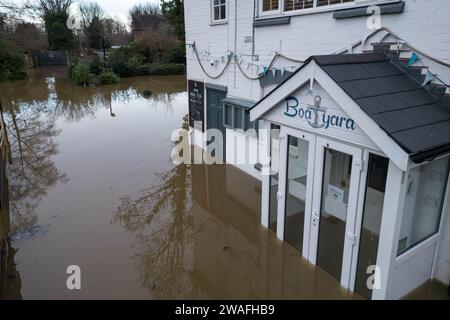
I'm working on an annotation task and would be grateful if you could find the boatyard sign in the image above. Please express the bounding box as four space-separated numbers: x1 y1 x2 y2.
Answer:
188 80 205 131
284 95 356 131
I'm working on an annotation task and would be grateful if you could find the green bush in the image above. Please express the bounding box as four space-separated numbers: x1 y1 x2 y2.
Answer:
98 70 120 85
0 39 28 81
49 20 73 50
71 59 90 86
89 56 103 75
163 44 186 64
108 47 143 77
141 63 185 76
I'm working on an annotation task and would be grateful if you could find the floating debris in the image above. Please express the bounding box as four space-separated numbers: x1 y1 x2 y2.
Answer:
142 89 152 98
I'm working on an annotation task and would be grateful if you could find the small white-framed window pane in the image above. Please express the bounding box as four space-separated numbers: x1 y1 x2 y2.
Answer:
213 0 226 21
263 0 279 12
234 107 243 129
317 0 354 7
224 104 233 127
397 155 450 255
214 6 220 20
285 0 314 11
220 4 226 20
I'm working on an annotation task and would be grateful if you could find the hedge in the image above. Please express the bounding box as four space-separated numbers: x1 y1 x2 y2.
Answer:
140 63 185 76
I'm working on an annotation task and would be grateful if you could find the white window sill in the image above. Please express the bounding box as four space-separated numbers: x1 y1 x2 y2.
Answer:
210 20 228 26
256 0 400 20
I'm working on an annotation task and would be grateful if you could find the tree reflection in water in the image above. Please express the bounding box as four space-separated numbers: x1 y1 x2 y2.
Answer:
0 73 187 239
0 72 190 298
2 100 67 238
113 115 205 299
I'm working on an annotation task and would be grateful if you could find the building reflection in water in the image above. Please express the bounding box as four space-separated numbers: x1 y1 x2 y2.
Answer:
114 138 358 299
191 163 356 299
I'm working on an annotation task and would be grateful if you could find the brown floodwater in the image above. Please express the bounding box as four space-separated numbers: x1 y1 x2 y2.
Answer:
0 67 438 300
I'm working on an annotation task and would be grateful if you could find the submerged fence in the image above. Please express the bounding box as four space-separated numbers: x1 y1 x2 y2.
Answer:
34 51 68 67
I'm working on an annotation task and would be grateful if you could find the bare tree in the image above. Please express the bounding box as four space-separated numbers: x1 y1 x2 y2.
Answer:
78 1 106 49
0 0 38 25
129 2 164 33
13 22 47 53
103 16 130 47
79 1 104 28
38 0 72 15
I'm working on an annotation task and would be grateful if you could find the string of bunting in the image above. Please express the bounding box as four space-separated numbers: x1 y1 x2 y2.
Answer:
405 51 441 87
190 42 303 80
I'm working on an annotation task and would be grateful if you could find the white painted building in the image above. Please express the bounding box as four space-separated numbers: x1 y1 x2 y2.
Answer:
184 0 450 299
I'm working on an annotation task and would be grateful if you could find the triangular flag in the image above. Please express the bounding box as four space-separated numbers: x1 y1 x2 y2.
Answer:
407 52 418 68
271 68 277 78
422 70 435 87
281 67 285 78
262 66 268 76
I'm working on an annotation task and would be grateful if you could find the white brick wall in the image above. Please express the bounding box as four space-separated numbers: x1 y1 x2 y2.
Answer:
185 0 450 101
185 0 450 289
435 193 450 285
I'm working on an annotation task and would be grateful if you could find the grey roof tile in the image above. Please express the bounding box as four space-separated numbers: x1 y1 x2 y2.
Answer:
360 61 404 78
252 52 450 162
322 64 372 82
317 53 450 159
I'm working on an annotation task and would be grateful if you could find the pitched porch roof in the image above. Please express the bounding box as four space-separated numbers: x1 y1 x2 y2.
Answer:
250 53 450 169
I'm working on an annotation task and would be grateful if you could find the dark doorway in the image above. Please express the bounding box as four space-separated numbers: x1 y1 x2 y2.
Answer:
206 88 227 161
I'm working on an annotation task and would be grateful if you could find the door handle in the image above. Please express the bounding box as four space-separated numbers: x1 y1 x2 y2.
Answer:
312 210 320 226
346 232 358 246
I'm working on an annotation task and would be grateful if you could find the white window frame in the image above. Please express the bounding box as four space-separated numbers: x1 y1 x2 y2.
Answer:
257 0 400 19
259 0 282 16
211 0 228 24
395 155 450 259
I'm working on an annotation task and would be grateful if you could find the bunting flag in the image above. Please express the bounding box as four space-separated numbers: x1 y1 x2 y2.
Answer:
280 67 286 78
422 70 436 87
271 68 277 78
406 52 418 68
262 66 268 76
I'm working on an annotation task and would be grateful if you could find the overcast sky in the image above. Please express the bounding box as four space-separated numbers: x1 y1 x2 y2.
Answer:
77 0 160 25
15 0 160 26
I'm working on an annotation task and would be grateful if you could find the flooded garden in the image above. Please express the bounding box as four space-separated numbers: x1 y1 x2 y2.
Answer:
0 67 448 300
0 67 365 300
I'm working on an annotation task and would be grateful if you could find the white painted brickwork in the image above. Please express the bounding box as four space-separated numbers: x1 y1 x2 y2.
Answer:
185 0 450 101
184 0 450 290
435 196 450 285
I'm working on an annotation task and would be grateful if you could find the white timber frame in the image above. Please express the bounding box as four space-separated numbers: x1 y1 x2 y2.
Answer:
257 0 401 19
252 58 450 299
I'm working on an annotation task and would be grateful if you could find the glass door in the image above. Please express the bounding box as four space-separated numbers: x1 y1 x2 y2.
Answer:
309 137 363 289
277 127 316 258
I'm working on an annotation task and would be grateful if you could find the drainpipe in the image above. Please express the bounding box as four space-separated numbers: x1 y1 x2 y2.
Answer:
252 0 256 59
234 0 238 89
